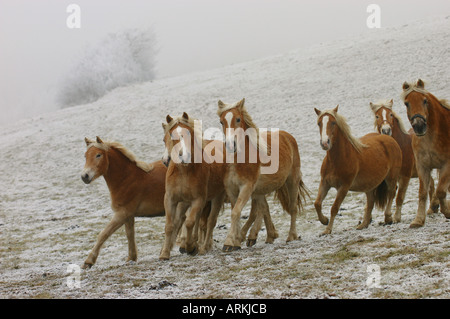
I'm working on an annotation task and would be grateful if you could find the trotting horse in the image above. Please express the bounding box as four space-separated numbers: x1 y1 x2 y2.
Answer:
370 99 439 222
81 137 167 268
217 98 309 251
401 79 450 228
159 112 227 260
314 106 402 235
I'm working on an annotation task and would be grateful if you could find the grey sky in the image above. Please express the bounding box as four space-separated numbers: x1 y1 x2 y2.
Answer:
1 0 450 125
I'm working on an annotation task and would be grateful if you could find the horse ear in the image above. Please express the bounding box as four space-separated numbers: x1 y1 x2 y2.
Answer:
388 99 394 107
402 82 410 91
417 79 425 89
314 108 321 116
236 98 245 110
218 100 225 108
85 137 94 146
166 115 173 123
182 112 189 120
333 105 339 113
96 136 104 144
369 102 376 112
162 123 167 130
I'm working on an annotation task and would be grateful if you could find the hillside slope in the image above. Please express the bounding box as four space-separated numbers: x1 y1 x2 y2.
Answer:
1 17 449 299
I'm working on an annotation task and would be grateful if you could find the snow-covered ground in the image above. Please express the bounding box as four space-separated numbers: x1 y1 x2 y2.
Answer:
1 17 450 299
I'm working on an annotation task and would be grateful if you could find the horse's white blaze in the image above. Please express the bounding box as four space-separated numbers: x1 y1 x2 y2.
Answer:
176 127 190 163
321 115 329 145
381 109 392 135
224 112 235 150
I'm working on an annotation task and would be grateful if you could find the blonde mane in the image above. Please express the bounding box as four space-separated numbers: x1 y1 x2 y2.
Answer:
401 80 450 111
217 99 268 155
318 109 367 153
87 141 154 173
163 114 205 149
370 100 409 134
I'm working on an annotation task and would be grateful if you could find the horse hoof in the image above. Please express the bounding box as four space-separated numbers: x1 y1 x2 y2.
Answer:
320 229 331 236
232 246 241 251
82 263 93 269
179 247 187 254
247 239 257 247
222 245 233 252
409 222 424 229
187 246 198 256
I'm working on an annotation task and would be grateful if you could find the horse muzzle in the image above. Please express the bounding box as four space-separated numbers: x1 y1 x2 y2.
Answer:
320 138 331 151
410 114 427 137
81 172 92 184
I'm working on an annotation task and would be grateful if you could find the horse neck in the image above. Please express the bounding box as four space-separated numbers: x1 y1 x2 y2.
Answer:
327 128 358 163
391 119 410 145
427 95 448 137
103 148 137 192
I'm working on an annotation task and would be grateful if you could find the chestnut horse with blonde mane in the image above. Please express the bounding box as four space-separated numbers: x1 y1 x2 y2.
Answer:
159 112 227 260
314 106 402 235
401 79 450 227
217 98 309 251
81 137 167 268
370 99 439 222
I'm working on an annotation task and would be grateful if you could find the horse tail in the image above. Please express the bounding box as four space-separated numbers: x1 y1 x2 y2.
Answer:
275 178 311 216
373 180 388 210
297 179 311 215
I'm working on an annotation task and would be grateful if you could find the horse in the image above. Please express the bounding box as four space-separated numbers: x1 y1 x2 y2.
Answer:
217 98 309 251
159 112 228 260
313 106 402 235
401 79 450 227
370 99 439 222
81 136 167 268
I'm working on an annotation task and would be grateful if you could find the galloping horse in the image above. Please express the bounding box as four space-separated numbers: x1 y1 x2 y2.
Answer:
401 79 450 227
159 112 227 260
370 99 439 222
81 137 167 268
217 98 309 251
314 106 402 235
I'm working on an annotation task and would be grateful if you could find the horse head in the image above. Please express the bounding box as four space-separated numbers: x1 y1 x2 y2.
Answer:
370 99 395 136
402 79 428 137
314 105 339 151
82 136 109 184
217 98 247 153
162 112 195 166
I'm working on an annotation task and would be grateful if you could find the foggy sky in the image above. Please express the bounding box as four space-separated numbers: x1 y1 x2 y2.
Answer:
1 0 449 126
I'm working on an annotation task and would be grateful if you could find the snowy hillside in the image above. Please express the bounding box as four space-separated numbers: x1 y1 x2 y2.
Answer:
1 17 450 299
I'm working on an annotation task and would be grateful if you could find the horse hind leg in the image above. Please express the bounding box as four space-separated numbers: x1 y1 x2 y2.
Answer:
435 168 450 219
427 175 439 215
282 175 302 242
393 175 410 223
125 218 137 263
357 192 375 230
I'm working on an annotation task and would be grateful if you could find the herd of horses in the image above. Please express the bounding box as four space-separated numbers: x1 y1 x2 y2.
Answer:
80 79 450 268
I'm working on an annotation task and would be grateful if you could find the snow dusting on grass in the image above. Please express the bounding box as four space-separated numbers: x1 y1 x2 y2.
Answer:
1 17 449 299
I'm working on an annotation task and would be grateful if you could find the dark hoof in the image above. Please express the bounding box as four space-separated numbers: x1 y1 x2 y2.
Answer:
222 245 241 252
246 239 257 247
187 246 198 256
82 263 93 269
179 247 187 254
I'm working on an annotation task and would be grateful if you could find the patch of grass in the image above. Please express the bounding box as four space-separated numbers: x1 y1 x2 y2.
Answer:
322 246 360 263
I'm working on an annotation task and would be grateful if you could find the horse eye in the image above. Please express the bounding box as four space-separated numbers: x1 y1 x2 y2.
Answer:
376 115 379 119
236 118 241 123
423 99 428 106
405 102 410 108
220 121 223 125
96 154 101 158
390 113 393 117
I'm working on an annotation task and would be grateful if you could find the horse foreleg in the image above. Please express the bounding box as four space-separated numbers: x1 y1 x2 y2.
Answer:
159 195 179 260
314 179 331 226
83 213 126 268
322 186 349 235
124 218 137 263
223 183 254 251
410 167 431 228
